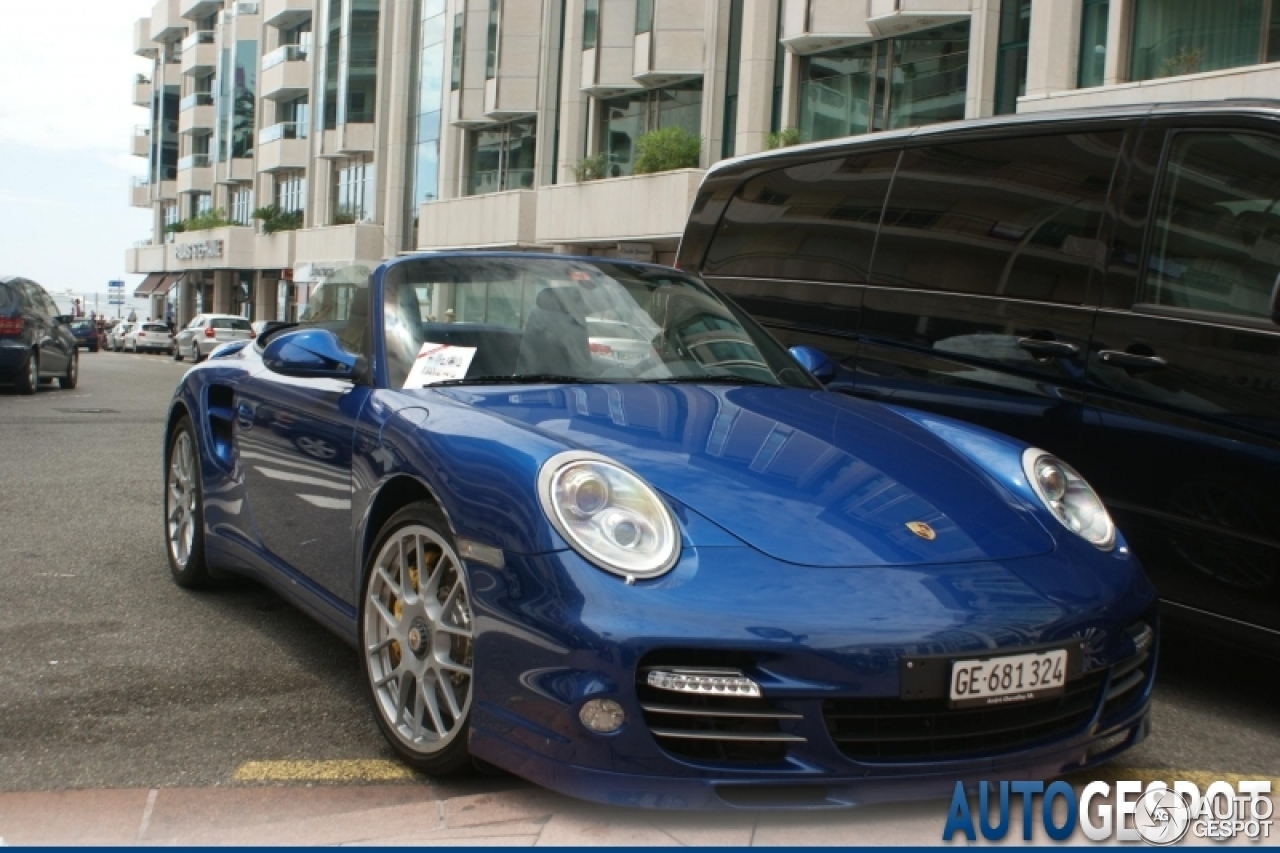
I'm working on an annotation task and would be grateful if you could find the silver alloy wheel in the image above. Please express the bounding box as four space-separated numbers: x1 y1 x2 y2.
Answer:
166 430 198 568
364 525 474 754
27 352 38 388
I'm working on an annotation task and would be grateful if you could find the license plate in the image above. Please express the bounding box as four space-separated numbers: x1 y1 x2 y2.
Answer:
949 648 1067 709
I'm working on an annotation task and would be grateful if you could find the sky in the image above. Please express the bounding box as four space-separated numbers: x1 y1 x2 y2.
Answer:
0 0 157 315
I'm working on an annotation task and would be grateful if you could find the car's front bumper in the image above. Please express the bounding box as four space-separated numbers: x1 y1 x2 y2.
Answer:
464 544 1158 809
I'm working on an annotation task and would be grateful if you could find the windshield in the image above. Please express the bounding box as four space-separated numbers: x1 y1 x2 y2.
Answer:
71 320 94 331
381 256 817 390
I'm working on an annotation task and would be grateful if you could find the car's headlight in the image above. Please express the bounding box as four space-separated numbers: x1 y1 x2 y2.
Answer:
1021 448 1115 550
538 451 680 580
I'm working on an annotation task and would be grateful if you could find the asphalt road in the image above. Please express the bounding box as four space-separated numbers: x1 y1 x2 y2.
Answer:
0 350 1277 792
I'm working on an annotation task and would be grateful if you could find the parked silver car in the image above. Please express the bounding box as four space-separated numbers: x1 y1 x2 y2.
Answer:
173 314 254 362
124 322 175 355
106 321 135 352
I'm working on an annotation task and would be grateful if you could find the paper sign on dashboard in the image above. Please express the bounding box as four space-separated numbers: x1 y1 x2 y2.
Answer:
403 342 477 388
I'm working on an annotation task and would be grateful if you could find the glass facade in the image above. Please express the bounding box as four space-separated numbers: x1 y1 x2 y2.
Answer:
322 0 378 128
215 40 257 161
599 82 703 177
582 0 598 50
635 0 653 35
408 0 448 238
450 12 464 90
276 171 307 214
151 85 180 183
485 0 500 79
467 119 536 195
722 0 743 159
994 0 1031 114
334 157 375 221
1131 0 1279 81
1079 0 1110 87
231 185 255 225
799 24 967 142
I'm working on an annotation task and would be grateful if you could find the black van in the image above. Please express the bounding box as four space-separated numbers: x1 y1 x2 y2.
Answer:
676 101 1280 650
0 276 79 394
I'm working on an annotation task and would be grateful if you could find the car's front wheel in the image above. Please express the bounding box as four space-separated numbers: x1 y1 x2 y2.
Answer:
164 416 212 588
360 503 475 776
59 349 78 390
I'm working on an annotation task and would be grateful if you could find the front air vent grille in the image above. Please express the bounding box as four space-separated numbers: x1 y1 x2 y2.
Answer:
636 655 802 764
822 670 1107 763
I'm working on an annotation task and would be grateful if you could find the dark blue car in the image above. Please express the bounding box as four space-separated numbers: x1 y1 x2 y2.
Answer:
162 253 1156 809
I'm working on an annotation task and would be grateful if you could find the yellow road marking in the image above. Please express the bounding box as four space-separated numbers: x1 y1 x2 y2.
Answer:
233 760 418 783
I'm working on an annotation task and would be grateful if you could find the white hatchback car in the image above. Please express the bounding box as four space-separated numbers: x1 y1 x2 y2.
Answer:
106 321 135 351
174 314 255 362
123 321 175 355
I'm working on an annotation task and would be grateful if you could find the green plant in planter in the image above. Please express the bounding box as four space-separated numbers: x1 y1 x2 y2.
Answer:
182 208 236 231
633 127 701 175
573 152 608 182
765 127 804 150
252 204 304 234
164 221 186 234
332 205 358 226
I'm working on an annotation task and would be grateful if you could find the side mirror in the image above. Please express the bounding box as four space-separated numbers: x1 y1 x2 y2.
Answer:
789 345 836 384
262 328 363 380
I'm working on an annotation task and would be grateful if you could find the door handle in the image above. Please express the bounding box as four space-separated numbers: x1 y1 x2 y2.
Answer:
1098 350 1167 371
1017 338 1080 360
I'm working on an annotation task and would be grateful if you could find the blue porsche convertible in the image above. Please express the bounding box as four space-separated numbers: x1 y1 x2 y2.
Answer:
163 253 1156 809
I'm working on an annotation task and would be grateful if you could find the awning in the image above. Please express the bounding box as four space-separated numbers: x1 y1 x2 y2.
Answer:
133 272 165 297
154 273 182 296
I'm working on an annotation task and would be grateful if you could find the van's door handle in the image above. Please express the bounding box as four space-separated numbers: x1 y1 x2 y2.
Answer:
1017 338 1080 360
1098 350 1167 371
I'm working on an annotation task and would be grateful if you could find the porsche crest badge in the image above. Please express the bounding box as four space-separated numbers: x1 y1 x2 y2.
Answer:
906 521 936 541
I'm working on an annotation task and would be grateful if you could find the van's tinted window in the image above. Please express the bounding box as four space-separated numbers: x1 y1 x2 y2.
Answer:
1143 132 1280 321
870 132 1121 303
0 284 16 311
702 149 899 282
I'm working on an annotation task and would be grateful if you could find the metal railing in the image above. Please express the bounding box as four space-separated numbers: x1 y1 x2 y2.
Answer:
182 30 216 51
179 91 215 111
178 153 212 170
260 121 308 143
262 43 309 70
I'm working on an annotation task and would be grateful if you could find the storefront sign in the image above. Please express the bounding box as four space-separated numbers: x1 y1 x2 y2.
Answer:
616 242 655 262
174 240 224 261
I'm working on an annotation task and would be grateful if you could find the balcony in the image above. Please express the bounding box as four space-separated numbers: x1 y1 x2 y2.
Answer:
180 0 223 21
132 125 151 158
134 18 157 57
133 77 153 107
125 243 169 274
256 230 297 269
263 0 311 29
181 31 217 75
418 190 537 250
170 226 257 270
178 93 214 134
150 0 187 44
216 157 256 184
535 168 705 246
177 155 213 193
781 0 873 54
866 0 970 39
130 177 152 208
257 123 309 172
632 2 705 87
261 46 311 100
319 123 374 158
295 224 386 273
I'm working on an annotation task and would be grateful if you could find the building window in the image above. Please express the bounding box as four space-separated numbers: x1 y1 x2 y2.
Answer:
322 0 380 128
485 0 500 80
334 157 374 222
323 0 341 128
450 12 464 90
1079 0 1110 87
231 185 255 225
636 0 653 35
722 0 743 159
191 192 213 217
163 203 180 243
598 82 702 177
583 0 599 50
994 0 1031 115
410 0 448 226
276 171 307 213
770 5 784 134
1131 0 1280 81
467 118 536 195
216 40 258 161
799 24 967 142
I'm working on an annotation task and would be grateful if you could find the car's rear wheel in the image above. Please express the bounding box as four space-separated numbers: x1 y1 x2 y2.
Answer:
14 349 38 395
191 342 201 363
164 417 212 588
360 503 475 776
59 349 78 390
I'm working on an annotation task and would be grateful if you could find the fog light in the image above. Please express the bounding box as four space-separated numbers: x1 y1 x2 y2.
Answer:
646 668 762 698
579 698 626 733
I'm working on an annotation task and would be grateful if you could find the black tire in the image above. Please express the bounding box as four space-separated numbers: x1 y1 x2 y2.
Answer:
14 349 37 395
174 348 184 362
191 342 202 363
90 345 98 353
359 502 475 777
58 349 78 390
164 416 213 588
